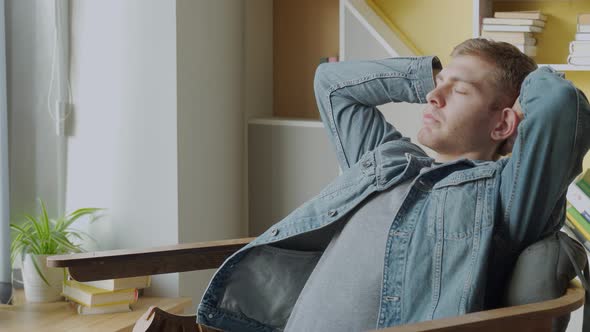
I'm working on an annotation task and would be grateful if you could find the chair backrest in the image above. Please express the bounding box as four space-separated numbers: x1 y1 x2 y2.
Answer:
504 232 588 332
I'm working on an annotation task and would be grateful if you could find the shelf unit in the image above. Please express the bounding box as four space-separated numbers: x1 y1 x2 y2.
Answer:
540 64 590 71
473 0 590 71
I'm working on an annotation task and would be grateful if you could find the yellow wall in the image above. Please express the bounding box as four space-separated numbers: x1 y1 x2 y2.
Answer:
369 0 473 66
371 0 590 169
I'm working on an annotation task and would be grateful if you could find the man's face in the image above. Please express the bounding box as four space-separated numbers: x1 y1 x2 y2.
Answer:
417 55 502 159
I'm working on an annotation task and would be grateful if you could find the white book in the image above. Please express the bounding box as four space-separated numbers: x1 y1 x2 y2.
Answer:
580 14 590 25
570 50 590 57
576 33 590 41
483 18 545 27
483 36 536 45
568 55 590 66
579 25 590 33
567 183 590 220
494 11 547 21
80 276 151 291
77 302 132 315
480 31 532 38
512 44 536 56
570 41 590 54
480 31 536 45
483 24 543 33
495 11 547 21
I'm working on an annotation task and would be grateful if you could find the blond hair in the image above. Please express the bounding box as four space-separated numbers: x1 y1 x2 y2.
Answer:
451 38 537 110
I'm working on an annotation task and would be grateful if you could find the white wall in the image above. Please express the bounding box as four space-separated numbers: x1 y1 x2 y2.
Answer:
68 0 179 297
243 0 274 238
8 0 259 309
176 0 250 313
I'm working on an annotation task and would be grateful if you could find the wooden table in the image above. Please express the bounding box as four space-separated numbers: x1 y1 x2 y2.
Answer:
0 289 193 332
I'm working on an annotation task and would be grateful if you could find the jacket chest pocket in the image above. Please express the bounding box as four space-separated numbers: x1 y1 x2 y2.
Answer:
427 168 496 240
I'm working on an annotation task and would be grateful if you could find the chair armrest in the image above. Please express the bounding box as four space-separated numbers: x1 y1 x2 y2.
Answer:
373 282 584 332
46 237 254 281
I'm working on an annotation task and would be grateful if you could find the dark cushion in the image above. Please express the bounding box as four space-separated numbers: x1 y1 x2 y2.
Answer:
503 231 587 332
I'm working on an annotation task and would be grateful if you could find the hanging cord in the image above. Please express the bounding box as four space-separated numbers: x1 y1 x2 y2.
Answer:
47 0 72 125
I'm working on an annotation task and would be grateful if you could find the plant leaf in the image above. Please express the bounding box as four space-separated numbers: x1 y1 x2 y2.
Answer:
39 199 51 238
51 232 80 253
23 214 45 243
64 208 104 228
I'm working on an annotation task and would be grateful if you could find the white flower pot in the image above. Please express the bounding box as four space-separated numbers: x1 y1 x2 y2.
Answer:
22 254 64 303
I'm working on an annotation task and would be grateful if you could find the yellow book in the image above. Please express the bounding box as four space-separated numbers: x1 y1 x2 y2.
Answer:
76 302 132 315
62 279 138 307
80 275 151 291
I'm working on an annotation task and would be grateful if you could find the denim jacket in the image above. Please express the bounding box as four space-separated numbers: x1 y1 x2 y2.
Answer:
197 56 590 331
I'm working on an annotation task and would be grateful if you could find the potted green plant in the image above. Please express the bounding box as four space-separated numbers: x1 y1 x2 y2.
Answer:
9 200 102 302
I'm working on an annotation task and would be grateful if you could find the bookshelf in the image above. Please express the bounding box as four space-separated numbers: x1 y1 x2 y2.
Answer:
473 0 590 71
273 0 339 119
541 64 590 71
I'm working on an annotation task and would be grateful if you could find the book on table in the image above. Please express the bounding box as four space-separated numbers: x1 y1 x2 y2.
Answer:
62 279 138 307
75 302 132 315
494 11 547 21
78 275 151 291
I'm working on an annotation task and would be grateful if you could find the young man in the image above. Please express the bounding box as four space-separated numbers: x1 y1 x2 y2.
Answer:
137 39 590 331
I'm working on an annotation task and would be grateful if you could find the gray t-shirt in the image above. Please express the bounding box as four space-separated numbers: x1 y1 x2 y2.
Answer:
284 178 414 332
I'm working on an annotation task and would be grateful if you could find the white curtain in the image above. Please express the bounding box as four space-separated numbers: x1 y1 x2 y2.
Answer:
0 0 12 303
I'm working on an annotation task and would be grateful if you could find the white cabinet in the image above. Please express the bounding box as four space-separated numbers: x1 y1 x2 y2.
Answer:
248 119 339 236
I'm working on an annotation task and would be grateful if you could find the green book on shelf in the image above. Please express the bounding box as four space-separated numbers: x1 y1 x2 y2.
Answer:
564 219 590 253
566 206 590 241
576 169 590 197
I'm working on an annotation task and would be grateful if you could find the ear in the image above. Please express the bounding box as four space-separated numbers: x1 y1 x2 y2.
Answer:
491 107 519 143
493 102 523 155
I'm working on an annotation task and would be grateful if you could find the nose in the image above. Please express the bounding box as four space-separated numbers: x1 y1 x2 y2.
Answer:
426 86 445 108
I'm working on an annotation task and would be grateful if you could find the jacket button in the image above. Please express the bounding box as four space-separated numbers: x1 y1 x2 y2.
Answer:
328 210 338 217
208 314 214 318
271 228 279 236
362 160 373 168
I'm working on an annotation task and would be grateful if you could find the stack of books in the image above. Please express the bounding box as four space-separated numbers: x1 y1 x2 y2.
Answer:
62 275 151 315
568 14 590 66
564 169 590 252
481 11 547 57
